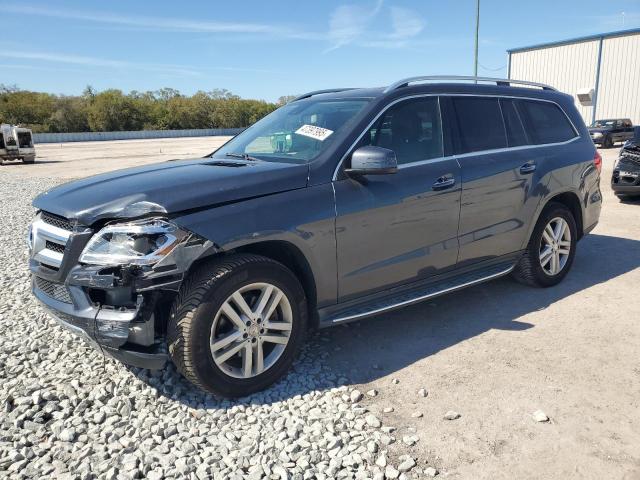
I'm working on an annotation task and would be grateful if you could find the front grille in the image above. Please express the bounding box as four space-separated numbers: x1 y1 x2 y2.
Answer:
620 151 640 165
35 277 72 304
41 212 73 231
45 240 65 254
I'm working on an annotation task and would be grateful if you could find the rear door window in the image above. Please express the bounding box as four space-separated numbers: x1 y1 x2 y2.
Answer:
451 97 507 154
516 100 577 145
500 99 529 147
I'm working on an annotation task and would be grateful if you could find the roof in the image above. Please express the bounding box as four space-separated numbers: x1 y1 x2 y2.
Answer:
303 82 568 105
507 27 640 54
296 87 385 101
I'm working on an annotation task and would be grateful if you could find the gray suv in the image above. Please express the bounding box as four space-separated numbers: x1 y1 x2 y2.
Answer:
28 76 602 397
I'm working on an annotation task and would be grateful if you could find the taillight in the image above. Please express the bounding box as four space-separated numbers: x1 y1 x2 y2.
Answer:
593 150 602 174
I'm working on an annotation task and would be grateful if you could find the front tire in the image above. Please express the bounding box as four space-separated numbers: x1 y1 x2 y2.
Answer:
603 136 614 148
513 203 577 288
167 254 307 397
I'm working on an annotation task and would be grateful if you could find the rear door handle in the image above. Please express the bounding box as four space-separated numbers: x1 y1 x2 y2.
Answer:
432 174 456 191
520 162 536 174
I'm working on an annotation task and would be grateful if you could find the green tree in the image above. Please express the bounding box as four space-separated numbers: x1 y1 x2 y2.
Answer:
0 85 278 133
87 89 145 131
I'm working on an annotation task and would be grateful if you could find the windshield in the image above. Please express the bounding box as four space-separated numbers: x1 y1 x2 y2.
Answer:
591 119 616 128
212 98 369 164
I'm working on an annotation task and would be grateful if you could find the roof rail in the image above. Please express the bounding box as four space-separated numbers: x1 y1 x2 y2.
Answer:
383 76 557 93
292 88 356 102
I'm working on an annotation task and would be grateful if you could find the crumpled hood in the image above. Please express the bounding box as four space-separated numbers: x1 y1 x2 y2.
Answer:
33 158 309 226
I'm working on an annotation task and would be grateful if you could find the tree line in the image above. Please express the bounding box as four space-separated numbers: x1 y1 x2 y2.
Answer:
0 85 295 133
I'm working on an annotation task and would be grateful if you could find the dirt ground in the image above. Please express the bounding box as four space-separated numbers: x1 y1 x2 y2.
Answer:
4 139 639 479
1 136 231 179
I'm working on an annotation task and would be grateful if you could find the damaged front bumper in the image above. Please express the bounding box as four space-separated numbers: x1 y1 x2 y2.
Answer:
612 151 640 194
32 272 168 370
29 212 216 370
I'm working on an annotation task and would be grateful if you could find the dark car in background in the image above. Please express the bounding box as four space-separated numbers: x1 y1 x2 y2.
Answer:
28 76 602 397
589 118 634 148
612 126 640 199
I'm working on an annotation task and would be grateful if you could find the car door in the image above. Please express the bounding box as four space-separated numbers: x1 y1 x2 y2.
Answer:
333 96 461 302
444 95 537 266
612 120 625 142
448 96 579 266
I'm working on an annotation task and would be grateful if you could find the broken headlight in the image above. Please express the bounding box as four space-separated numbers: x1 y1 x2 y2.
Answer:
80 218 187 266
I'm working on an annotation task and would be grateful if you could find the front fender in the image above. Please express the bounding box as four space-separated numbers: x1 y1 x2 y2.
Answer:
172 184 337 307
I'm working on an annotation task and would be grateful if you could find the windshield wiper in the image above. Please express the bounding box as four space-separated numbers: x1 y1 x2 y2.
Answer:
225 152 261 162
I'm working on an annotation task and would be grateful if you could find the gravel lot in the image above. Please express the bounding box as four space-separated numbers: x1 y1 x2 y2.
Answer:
1 139 639 479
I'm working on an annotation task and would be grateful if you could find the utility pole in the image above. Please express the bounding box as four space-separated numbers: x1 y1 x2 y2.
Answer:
474 0 480 79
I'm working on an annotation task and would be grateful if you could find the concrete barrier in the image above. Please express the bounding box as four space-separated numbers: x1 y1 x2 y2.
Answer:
33 128 245 144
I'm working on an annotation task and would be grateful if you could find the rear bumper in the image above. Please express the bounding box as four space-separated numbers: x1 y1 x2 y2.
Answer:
33 280 167 370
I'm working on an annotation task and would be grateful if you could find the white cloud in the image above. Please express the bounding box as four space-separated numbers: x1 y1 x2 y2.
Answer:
0 3 322 40
0 50 201 76
389 6 425 40
327 0 384 51
325 1 425 51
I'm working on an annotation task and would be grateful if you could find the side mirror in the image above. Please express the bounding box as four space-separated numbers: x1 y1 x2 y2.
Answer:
345 146 398 176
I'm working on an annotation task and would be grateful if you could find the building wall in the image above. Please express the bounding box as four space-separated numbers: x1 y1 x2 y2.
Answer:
510 40 599 122
596 34 640 123
509 31 640 126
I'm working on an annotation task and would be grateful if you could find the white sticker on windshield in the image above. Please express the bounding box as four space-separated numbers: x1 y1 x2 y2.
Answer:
295 124 334 141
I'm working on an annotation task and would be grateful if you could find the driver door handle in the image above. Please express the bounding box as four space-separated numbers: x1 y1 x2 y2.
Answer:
520 161 536 174
432 174 456 191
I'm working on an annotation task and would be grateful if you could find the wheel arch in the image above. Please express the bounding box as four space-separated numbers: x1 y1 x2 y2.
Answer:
536 190 584 240
190 240 320 328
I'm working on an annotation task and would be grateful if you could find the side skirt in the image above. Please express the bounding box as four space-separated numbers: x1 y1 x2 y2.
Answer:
318 259 519 327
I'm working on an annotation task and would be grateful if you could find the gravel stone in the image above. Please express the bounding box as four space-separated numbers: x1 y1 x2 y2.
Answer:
444 410 461 420
385 465 400 479
366 389 378 397
58 429 75 442
391 378 400 384
424 466 439 477
418 388 428 397
398 456 416 472
383 407 394 413
402 435 419 446
350 389 363 403
365 414 382 428
411 411 423 418
533 410 549 422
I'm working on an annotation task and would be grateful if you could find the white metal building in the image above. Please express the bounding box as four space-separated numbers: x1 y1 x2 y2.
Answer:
507 28 640 126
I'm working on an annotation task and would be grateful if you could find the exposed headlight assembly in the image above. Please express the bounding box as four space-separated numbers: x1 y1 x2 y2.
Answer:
80 218 187 266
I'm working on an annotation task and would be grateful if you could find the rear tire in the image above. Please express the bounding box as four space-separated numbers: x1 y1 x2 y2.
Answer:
512 203 577 288
167 254 307 398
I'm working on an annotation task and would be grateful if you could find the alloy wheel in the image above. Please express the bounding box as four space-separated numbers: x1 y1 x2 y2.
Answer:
539 217 571 276
209 282 293 379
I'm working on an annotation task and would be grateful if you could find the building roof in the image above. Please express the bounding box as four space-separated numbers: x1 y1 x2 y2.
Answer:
507 27 640 54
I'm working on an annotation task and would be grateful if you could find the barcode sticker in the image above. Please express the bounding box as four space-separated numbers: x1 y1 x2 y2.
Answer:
295 124 334 141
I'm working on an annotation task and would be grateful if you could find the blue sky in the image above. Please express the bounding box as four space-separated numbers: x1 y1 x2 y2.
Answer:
1 0 639 102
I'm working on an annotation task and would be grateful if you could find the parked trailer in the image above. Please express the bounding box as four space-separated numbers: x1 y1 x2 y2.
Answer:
0 124 36 164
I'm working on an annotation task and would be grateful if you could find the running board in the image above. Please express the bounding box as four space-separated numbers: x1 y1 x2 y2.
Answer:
327 263 515 325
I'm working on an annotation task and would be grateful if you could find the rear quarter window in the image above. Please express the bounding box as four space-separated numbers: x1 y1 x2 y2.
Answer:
517 100 577 145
